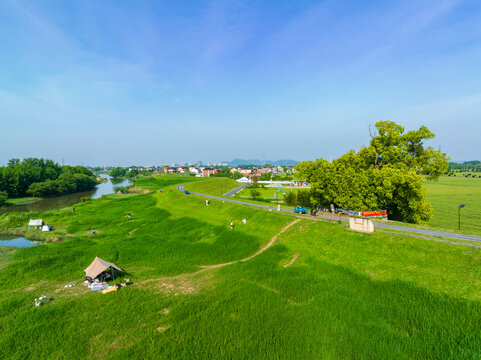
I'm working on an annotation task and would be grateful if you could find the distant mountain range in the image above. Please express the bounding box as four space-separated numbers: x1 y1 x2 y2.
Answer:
227 159 299 166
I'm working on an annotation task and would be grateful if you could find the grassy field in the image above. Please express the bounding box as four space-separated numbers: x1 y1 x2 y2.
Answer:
185 177 240 196
425 176 481 235
1 175 481 358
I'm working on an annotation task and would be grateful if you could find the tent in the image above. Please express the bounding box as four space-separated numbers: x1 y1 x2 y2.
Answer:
84 257 124 280
236 177 251 183
29 219 43 227
41 224 52 232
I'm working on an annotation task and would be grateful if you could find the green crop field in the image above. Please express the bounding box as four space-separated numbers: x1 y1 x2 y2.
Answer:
425 175 481 235
1 175 481 359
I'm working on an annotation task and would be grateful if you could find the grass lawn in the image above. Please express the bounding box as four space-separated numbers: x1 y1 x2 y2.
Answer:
425 176 481 235
1 176 481 358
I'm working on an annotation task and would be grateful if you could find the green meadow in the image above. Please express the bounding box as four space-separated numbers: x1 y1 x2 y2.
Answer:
185 177 240 196
425 175 481 235
1 175 481 358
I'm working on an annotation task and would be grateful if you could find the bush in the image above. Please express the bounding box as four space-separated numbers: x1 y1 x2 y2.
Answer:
284 191 297 206
284 190 312 207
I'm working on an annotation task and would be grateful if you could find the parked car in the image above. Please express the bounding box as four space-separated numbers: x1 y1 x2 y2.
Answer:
294 205 308 214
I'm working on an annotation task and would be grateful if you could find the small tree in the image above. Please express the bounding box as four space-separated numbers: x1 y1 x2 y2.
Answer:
0 191 7 207
249 189 261 200
252 176 259 188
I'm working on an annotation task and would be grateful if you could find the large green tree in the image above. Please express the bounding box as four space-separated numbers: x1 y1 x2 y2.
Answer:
0 158 97 199
110 167 126 178
296 121 449 223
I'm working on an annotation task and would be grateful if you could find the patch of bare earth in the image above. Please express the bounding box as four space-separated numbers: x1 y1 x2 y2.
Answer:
284 252 300 268
157 325 170 332
128 227 139 237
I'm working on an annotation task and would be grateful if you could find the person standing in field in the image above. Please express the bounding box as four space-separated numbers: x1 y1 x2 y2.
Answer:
230 220 234 230
242 218 246 224
205 199 209 206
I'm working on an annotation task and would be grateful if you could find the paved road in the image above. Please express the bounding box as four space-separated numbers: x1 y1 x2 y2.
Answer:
177 184 481 243
223 184 248 197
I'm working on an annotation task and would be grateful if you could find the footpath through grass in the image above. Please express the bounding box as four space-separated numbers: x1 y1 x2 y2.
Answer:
1 175 481 358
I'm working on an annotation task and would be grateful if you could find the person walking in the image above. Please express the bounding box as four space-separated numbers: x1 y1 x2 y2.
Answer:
205 199 209 206
230 220 234 230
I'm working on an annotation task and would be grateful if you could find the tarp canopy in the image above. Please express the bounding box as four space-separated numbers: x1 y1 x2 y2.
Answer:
84 257 124 279
29 219 43 226
236 177 251 183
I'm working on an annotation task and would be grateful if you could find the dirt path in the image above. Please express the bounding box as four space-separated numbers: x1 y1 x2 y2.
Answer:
284 252 300 268
200 219 301 270
139 219 301 296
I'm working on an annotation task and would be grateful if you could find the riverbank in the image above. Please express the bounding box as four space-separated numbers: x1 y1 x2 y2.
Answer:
2 175 481 358
3 197 40 207
0 175 133 215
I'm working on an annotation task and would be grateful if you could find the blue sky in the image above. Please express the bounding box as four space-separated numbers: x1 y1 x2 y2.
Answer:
1 0 480 166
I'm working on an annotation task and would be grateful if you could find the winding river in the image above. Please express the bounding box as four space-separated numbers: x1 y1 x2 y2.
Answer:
0 175 133 215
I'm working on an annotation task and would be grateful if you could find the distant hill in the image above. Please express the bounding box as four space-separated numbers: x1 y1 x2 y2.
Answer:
227 159 299 166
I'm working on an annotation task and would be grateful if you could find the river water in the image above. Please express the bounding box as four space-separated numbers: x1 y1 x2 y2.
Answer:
0 175 133 215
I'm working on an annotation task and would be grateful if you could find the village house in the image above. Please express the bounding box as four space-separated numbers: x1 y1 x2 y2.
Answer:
202 168 218 177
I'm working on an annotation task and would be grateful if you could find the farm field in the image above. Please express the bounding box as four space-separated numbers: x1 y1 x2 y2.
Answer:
1 175 481 358
425 175 481 235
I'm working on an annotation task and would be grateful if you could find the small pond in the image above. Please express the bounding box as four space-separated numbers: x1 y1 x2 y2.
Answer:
0 236 43 248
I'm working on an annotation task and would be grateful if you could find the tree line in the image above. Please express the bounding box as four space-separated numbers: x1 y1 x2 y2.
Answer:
296 121 449 223
0 158 98 203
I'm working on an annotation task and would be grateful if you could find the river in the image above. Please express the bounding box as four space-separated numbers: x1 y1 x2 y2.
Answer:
0 175 133 215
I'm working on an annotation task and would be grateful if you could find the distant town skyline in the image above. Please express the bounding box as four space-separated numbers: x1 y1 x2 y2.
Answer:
1 0 481 165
